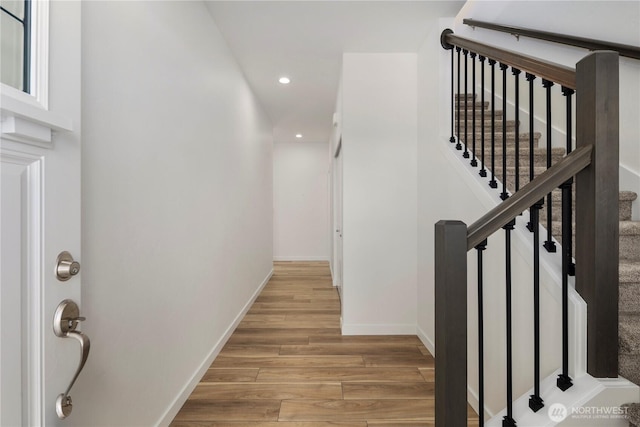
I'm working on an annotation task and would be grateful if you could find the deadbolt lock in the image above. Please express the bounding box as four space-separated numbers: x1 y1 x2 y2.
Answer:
56 251 80 281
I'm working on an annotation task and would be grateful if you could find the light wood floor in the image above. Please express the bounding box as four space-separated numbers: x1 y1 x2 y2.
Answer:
171 261 479 426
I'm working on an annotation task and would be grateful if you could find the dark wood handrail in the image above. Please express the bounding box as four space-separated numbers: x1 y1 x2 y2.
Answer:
464 19 640 61
467 145 592 250
442 31 576 89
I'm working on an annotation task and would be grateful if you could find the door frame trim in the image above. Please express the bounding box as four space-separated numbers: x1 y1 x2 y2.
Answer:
1 147 44 425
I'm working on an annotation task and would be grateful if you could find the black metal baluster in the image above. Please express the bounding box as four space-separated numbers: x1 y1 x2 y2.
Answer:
477 239 487 427
503 219 517 427
450 47 456 144
526 73 537 232
542 79 556 252
563 86 576 276
557 86 575 392
479 56 487 177
456 47 462 151
500 63 509 200
529 199 544 412
489 59 498 188
513 68 521 192
471 52 478 167
557 178 574 392
463 50 470 158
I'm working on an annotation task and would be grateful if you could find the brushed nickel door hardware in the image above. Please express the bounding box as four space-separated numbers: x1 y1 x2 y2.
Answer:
56 251 81 281
53 299 90 419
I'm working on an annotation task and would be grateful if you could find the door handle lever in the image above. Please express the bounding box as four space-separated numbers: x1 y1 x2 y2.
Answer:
53 300 91 419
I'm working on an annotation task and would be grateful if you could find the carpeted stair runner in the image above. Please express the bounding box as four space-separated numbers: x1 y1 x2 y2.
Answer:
455 95 640 425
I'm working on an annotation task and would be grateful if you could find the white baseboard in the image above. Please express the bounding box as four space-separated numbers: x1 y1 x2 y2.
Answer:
341 323 416 335
273 256 329 261
155 268 274 427
329 262 337 287
416 325 435 357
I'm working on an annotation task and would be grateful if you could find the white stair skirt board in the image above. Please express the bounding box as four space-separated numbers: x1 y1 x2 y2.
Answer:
442 122 640 421
438 140 588 416
485 370 639 426
452 81 640 420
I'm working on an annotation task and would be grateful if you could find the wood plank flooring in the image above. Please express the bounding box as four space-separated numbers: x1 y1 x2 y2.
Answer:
171 261 479 426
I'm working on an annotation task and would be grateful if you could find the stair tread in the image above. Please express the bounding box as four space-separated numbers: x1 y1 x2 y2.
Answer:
549 220 640 234
456 118 517 123
624 403 640 425
457 106 495 110
619 314 640 354
621 191 639 201
456 109 503 115
621 221 640 235
455 93 476 99
458 122 518 130
455 101 489 107
474 146 564 153
493 166 549 173
621 262 640 283
469 131 542 138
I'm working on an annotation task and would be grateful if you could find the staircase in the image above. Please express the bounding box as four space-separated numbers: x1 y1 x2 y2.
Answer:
455 94 640 391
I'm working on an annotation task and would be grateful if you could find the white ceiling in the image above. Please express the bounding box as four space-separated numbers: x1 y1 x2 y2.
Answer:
205 1 464 144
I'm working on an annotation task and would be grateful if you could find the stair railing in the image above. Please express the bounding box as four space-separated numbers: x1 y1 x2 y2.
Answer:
463 19 640 61
437 29 619 426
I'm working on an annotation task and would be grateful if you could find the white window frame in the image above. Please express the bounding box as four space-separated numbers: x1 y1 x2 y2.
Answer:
1 0 72 147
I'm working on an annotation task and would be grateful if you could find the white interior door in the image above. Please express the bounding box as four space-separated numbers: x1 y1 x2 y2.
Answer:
1 1 83 425
333 139 344 302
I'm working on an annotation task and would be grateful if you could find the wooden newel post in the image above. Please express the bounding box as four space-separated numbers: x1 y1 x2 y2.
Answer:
575 51 620 378
435 220 468 427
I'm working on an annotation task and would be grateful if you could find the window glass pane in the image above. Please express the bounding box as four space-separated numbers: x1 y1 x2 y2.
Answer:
0 11 24 91
0 0 24 20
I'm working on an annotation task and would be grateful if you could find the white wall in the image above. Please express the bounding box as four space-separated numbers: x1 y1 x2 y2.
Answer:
273 141 330 260
74 2 273 426
341 53 418 334
417 19 453 355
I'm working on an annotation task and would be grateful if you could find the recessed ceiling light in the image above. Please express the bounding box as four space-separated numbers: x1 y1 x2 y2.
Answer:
279 77 291 84
295 134 303 138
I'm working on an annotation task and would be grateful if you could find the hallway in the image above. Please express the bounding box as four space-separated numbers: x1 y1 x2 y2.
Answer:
170 261 478 425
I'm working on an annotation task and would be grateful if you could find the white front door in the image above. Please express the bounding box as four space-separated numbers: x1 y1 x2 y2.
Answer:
1 1 83 425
